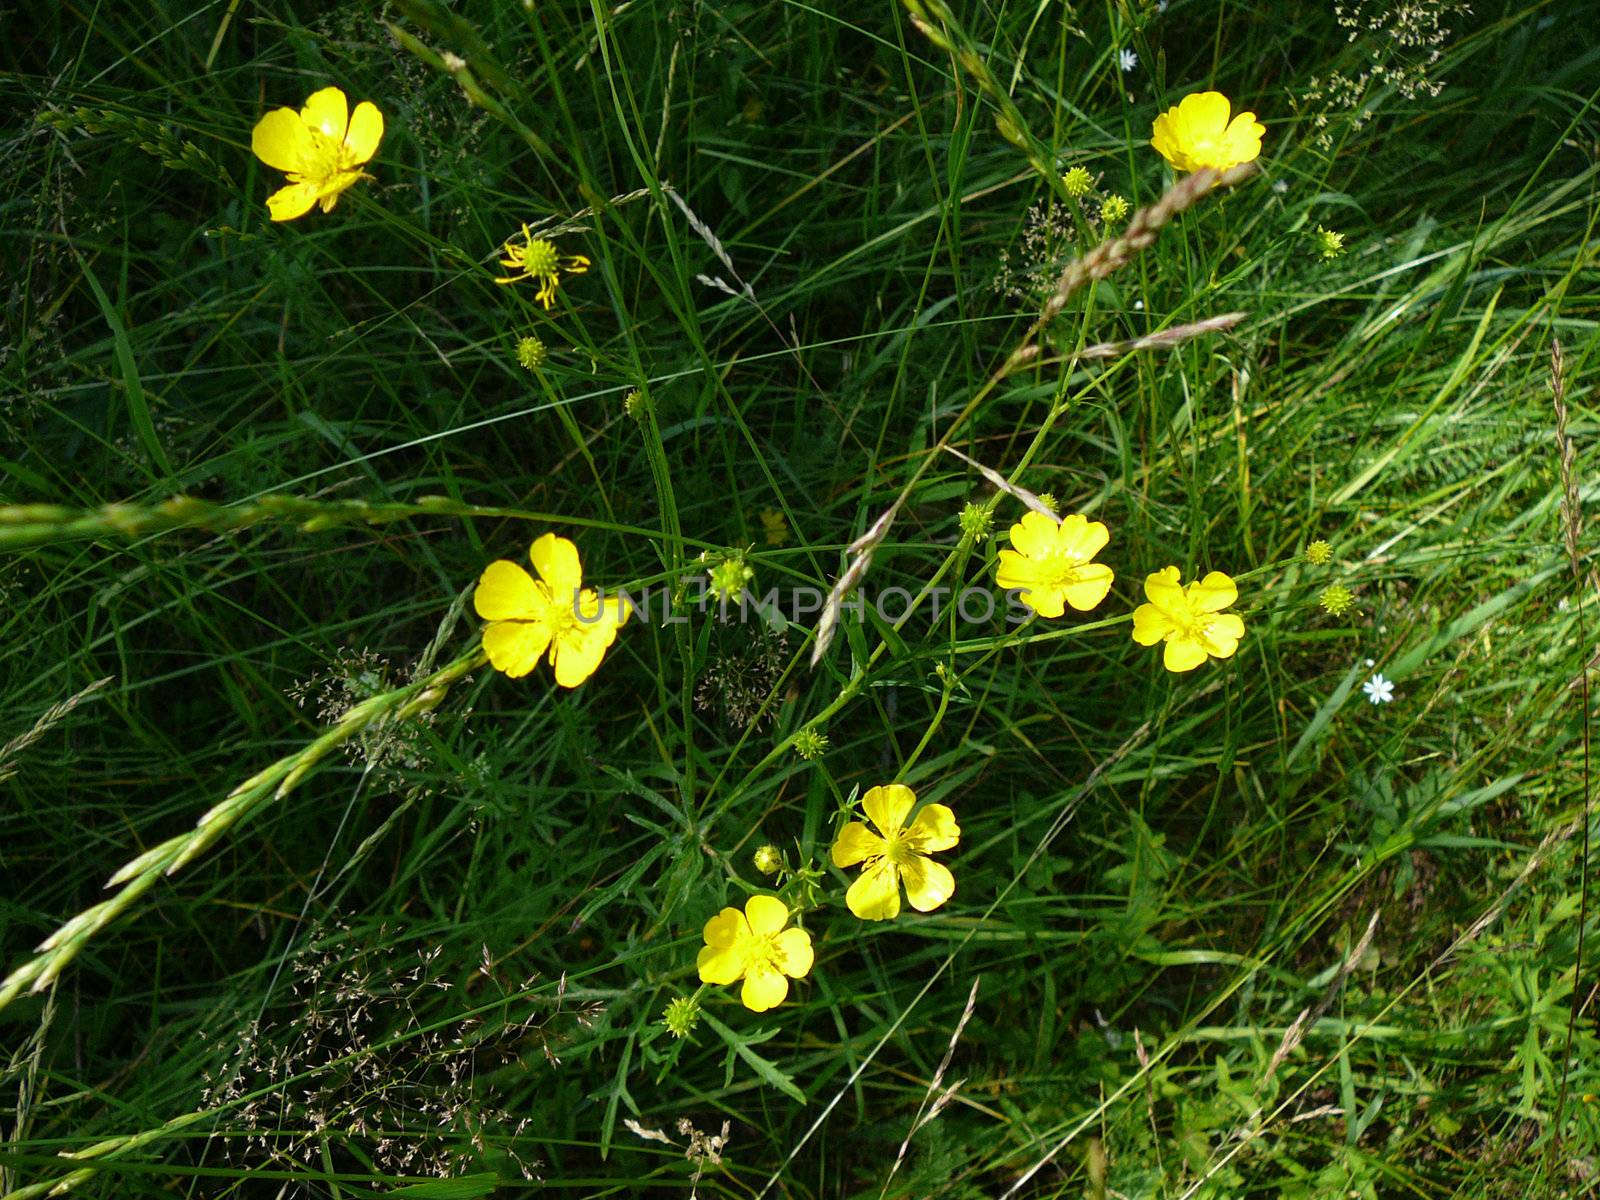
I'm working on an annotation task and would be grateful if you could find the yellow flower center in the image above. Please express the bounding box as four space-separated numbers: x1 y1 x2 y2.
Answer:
539 585 580 638
736 930 786 976
1034 551 1087 591
518 238 560 278
1163 593 1216 643
880 827 920 866
301 130 360 184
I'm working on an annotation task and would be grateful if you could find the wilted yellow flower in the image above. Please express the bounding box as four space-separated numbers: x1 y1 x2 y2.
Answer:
757 508 790 547
996 511 1114 618
1314 225 1346 259
1150 91 1264 173
1131 566 1245 672
473 533 629 687
831 784 959 921
697 895 814 1012
1100 193 1130 224
1305 539 1333 566
251 86 384 221
495 224 590 308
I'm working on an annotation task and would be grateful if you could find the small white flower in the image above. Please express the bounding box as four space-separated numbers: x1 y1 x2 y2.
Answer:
1119 48 1138 73
1133 299 1144 310
1271 179 1289 194
1364 657 1375 667
1362 673 1395 705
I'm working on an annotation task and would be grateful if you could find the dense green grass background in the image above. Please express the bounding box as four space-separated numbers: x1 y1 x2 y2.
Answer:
3 0 1599 1195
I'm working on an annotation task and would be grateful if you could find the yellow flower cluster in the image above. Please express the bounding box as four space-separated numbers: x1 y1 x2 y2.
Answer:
694 781 961 1011
250 88 591 310
993 511 1246 672
244 80 1273 1024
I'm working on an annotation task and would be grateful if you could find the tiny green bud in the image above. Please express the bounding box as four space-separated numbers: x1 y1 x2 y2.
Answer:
753 844 783 875
662 994 701 1038
793 728 829 760
958 502 994 543
515 336 547 371
1319 584 1355 616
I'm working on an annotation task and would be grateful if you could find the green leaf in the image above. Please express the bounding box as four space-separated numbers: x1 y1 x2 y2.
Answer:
702 1011 806 1103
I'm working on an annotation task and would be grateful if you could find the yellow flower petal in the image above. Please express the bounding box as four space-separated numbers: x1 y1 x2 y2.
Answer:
862 783 916 838
697 942 744 986
740 966 790 1012
343 100 384 164
1178 90 1231 137
1163 636 1209 673
1056 514 1109 562
1191 570 1238 613
265 181 320 222
315 177 358 213
1061 562 1114 612
300 85 349 141
550 628 610 688
1221 113 1264 165
1143 565 1185 612
529 533 583 599
1201 612 1246 659
702 906 748 949
994 548 1047 591
1150 112 1184 170
251 108 313 172
831 820 885 868
845 859 902 921
1006 510 1059 558
744 894 790 937
474 559 540 621
900 855 956 913
773 926 814 978
907 803 960 853
482 619 552 678
1017 582 1067 619
576 589 630 640
1131 601 1174 646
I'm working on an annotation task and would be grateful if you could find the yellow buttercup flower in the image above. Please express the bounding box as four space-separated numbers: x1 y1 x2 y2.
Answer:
696 894 814 1012
831 784 959 921
1150 91 1264 173
1131 566 1245 672
494 224 591 308
473 533 629 687
251 86 383 221
995 511 1115 618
